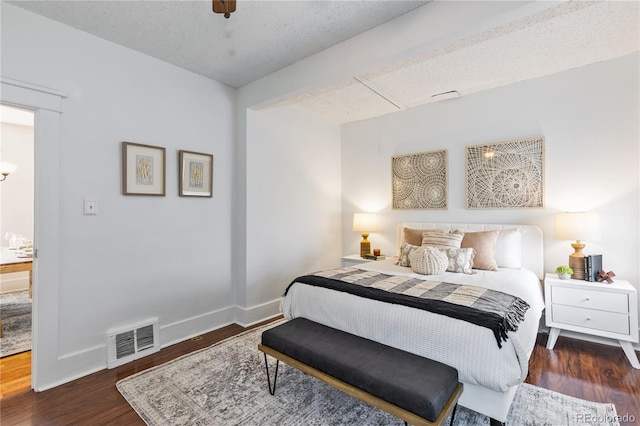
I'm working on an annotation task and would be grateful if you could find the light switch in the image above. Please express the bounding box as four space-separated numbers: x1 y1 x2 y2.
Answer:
83 199 97 215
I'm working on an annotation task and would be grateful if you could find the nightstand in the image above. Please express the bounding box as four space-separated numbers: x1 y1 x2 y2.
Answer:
544 273 639 369
341 254 374 268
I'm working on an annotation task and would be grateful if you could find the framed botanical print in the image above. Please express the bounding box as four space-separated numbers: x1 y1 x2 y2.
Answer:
122 142 166 196
179 150 213 197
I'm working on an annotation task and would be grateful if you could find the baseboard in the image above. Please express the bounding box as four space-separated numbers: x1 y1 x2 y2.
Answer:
35 305 238 392
234 297 282 327
160 305 237 348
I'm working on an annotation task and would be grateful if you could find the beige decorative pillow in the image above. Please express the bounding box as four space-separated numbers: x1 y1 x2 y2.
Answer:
439 248 475 274
397 242 420 267
421 231 463 249
409 246 448 275
404 228 444 247
461 230 499 271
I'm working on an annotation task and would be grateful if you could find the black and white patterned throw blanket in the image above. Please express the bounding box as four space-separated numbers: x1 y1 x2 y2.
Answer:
285 268 530 348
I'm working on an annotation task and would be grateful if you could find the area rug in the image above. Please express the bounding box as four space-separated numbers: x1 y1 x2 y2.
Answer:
0 290 32 357
117 320 620 426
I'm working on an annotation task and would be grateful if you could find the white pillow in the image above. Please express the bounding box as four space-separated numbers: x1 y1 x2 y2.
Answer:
495 228 522 269
409 246 448 275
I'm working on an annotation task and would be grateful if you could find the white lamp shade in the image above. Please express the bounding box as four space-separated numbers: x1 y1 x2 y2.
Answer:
554 212 602 242
353 213 378 232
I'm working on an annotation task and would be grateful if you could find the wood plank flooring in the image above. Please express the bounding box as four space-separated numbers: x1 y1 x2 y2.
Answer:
1 320 638 425
0 351 31 399
526 334 640 424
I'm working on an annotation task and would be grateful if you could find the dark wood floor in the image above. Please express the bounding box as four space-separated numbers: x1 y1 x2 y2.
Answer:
1 319 638 425
526 334 640 424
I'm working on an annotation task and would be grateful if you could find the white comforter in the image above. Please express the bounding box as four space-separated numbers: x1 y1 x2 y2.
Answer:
281 259 544 392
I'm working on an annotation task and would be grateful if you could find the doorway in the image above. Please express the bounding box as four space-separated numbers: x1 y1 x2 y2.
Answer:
1 77 65 393
0 104 35 397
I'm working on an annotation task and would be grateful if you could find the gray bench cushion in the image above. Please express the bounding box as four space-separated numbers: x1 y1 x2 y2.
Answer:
261 318 459 422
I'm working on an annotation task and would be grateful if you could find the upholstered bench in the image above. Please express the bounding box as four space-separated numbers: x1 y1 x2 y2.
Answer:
258 318 463 426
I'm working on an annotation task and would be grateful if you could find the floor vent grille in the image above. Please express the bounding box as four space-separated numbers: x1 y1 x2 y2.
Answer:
107 319 159 369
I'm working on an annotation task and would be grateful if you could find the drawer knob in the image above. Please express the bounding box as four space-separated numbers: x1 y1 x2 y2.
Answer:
585 297 590 301
586 317 591 321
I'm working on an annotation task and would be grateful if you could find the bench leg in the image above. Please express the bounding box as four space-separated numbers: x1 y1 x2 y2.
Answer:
449 403 458 426
263 353 280 395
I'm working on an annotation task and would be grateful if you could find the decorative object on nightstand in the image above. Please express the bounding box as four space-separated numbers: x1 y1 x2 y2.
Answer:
554 212 602 280
555 265 573 280
544 273 639 369
362 253 385 261
352 213 378 257
596 269 616 283
584 254 603 282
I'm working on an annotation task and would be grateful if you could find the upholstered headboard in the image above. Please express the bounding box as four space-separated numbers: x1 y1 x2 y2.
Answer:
396 223 544 280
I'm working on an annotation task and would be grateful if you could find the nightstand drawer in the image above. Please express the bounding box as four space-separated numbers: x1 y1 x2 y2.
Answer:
551 305 630 335
552 286 629 313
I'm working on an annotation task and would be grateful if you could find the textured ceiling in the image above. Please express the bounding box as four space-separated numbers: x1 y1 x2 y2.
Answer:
8 0 640 124
9 0 429 89
289 1 640 122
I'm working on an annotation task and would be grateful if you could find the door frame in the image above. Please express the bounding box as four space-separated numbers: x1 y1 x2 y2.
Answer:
1 77 65 390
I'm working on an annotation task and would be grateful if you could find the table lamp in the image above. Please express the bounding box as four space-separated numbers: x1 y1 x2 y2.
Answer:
353 213 378 257
554 212 602 280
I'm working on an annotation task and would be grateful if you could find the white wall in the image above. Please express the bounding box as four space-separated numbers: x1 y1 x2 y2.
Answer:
1 3 235 388
0 121 34 292
239 105 342 323
341 53 640 328
233 2 532 320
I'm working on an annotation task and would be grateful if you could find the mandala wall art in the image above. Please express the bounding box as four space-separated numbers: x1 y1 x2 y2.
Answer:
465 137 544 209
392 149 448 210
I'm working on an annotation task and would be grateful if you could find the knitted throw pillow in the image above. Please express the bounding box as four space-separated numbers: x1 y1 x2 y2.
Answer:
409 246 448 275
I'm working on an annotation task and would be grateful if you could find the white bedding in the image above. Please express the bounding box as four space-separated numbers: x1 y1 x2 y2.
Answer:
281 259 544 393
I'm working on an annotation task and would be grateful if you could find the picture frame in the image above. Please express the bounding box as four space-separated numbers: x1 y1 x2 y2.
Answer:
122 142 166 196
391 149 448 210
465 136 544 209
179 150 213 197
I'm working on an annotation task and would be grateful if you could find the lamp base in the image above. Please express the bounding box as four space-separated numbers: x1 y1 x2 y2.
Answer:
360 233 371 258
569 256 585 280
569 241 586 280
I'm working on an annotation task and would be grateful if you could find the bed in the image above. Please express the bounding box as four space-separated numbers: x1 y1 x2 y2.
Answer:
281 222 545 424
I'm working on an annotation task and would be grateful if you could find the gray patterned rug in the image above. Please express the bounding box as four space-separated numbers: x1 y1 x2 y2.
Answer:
0 290 32 357
117 320 620 426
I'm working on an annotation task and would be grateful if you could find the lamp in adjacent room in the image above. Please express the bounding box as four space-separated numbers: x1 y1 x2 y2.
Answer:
353 213 378 258
0 162 17 182
554 212 602 280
